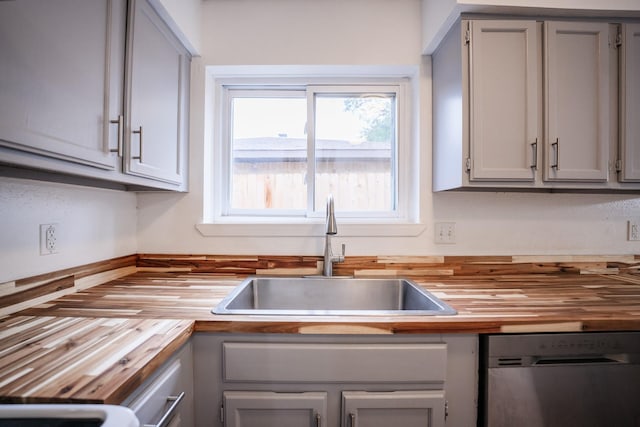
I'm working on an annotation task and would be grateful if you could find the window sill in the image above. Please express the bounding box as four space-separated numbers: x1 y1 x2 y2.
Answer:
195 221 426 237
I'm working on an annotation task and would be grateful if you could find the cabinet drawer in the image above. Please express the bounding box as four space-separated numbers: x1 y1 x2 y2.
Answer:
223 342 447 383
128 358 185 426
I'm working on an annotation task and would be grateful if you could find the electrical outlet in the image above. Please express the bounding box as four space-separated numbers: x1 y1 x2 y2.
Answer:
435 222 456 244
628 220 640 241
40 223 59 255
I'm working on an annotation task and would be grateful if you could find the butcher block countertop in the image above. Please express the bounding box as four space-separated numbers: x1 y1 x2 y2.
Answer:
0 316 193 404
2 254 640 404
12 271 640 334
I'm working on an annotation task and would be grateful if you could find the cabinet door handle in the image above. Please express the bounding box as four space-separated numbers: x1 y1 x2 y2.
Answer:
316 413 321 427
530 138 538 170
133 126 143 162
349 412 356 427
143 391 185 427
551 138 559 169
109 115 123 157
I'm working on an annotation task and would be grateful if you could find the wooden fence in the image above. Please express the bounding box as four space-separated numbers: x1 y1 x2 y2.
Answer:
231 160 392 211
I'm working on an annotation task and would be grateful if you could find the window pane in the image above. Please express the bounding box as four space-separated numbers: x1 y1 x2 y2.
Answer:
230 96 307 211
314 95 395 212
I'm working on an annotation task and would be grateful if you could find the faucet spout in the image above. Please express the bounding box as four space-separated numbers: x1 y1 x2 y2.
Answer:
326 194 337 235
323 194 344 276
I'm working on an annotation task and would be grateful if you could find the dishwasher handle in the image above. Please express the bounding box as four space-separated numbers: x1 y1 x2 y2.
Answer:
533 355 628 366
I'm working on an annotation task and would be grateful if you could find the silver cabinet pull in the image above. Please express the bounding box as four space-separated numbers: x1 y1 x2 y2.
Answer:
316 413 321 427
551 138 559 169
349 412 356 426
109 115 123 157
531 138 538 170
143 391 185 427
132 126 143 162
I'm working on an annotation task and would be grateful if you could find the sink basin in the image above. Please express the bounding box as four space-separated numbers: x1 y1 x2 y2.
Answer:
212 277 457 316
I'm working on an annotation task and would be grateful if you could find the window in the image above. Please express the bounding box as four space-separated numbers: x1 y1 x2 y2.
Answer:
223 85 400 218
200 66 423 237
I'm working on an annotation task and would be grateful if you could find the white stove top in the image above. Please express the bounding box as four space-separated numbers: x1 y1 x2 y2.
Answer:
0 404 139 427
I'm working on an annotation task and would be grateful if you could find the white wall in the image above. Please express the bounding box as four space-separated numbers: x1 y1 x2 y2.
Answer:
197 0 422 66
136 0 640 257
0 178 137 283
155 0 202 54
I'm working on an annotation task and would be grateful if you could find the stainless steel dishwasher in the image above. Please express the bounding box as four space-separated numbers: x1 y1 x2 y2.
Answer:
480 332 640 427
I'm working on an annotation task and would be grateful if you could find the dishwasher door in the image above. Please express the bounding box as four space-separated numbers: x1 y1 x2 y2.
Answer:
482 333 640 427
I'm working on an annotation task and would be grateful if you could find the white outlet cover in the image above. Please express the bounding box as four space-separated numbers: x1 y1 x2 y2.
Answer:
40 223 59 255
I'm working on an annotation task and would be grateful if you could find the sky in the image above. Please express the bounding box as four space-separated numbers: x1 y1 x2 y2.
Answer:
232 96 368 142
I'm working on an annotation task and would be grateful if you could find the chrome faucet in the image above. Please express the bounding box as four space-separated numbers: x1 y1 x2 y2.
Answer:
323 194 345 276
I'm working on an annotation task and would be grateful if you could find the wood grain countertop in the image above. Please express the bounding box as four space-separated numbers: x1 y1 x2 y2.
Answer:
17 271 640 334
0 316 193 404
2 269 640 403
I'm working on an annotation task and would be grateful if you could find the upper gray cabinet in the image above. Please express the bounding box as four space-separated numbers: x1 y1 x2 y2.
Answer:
0 0 125 171
620 23 640 182
433 18 545 191
0 0 190 191
544 21 610 182
124 0 190 186
433 17 636 192
467 20 539 183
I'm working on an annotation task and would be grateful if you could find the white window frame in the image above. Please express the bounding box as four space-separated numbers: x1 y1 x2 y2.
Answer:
223 85 401 219
197 65 424 238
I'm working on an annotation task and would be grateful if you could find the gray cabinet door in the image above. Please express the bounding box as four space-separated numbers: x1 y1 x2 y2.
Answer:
124 0 190 185
620 23 640 182
0 0 125 170
223 391 327 427
544 21 610 181
468 20 539 181
341 390 445 427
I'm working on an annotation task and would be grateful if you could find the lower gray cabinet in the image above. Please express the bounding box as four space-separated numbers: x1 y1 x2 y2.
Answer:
222 390 445 427
223 391 327 427
341 391 445 427
193 333 477 427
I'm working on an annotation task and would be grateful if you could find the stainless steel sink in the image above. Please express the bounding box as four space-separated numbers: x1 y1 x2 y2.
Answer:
212 277 457 316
